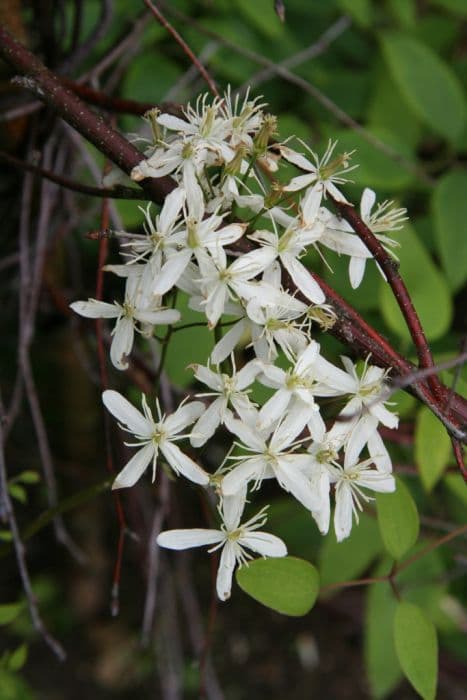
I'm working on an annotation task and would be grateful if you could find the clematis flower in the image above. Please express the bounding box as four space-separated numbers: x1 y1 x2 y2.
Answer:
70 272 180 370
328 452 395 542
157 493 287 600
190 359 260 447
102 390 209 489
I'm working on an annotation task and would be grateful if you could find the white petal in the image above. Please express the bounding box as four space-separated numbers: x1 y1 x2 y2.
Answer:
344 415 379 469
281 253 325 304
70 300 119 319
135 309 180 325
211 319 247 365
334 482 354 541
367 430 392 473
158 187 186 233
224 414 265 451
102 390 152 436
157 114 194 133
357 470 395 493
275 458 321 511
301 187 321 224
349 256 366 289
222 487 247 531
157 528 223 550
164 401 205 434
153 249 192 295
221 458 265 495
369 401 399 429
110 317 134 370
112 442 155 489
239 532 287 558
161 441 209 485
360 188 376 220
216 543 236 601
192 364 223 391
190 398 223 448
235 359 261 390
258 389 291 429
283 173 316 192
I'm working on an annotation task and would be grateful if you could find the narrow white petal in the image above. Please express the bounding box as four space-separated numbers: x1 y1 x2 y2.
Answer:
301 187 321 224
102 390 152 436
369 401 399 429
360 188 376 220
349 256 366 289
222 487 247 531
334 482 354 542
344 415 379 469
235 360 261 390
70 300 119 319
157 529 223 550
157 114 194 133
192 364 222 390
158 187 186 233
164 401 205 434
357 470 395 493
368 430 392 473
161 441 209 485
281 253 325 304
239 532 287 558
135 308 181 325
216 543 236 601
190 398 223 448
221 458 265 495
258 389 291 430
224 414 265 451
153 250 192 295
211 319 247 365
275 459 321 511
283 173 316 192
112 442 155 489
110 317 134 370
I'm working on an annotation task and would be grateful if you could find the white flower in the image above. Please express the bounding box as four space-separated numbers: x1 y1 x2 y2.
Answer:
70 272 180 370
222 413 320 511
280 139 357 203
102 390 209 489
156 496 287 600
246 297 308 361
329 453 395 542
189 359 260 447
344 188 407 288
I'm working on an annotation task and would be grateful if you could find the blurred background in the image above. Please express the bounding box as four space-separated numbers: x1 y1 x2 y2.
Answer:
0 1 466 698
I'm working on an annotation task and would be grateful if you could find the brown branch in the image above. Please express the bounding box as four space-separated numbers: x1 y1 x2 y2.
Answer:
1 149 145 199
332 198 443 400
143 0 219 98
0 25 175 204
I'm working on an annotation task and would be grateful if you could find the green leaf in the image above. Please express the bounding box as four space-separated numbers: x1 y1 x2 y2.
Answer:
234 0 284 38
337 0 373 26
365 562 402 698
17 471 39 485
380 32 467 142
415 407 451 491
379 223 452 342
0 603 23 626
394 601 438 700
8 645 27 672
8 484 27 504
432 170 467 291
329 127 414 191
0 530 12 542
376 477 419 559
319 512 383 588
429 0 467 16
368 68 421 149
236 557 319 616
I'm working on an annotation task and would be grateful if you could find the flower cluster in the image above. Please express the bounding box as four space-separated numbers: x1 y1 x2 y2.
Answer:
71 89 402 600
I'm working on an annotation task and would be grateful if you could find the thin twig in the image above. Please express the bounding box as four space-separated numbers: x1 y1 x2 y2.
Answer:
1 149 145 199
236 15 352 95
0 394 66 660
165 3 433 186
144 0 219 98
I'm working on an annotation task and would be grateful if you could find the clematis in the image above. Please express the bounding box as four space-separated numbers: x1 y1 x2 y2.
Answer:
328 452 395 541
280 139 357 203
102 390 209 489
157 493 287 601
222 413 321 511
189 359 260 447
70 271 180 370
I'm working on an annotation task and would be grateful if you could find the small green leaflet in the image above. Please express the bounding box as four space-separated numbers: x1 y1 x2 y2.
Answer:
0 602 24 626
376 477 419 560
432 170 467 292
394 601 438 700
415 406 451 491
236 557 319 616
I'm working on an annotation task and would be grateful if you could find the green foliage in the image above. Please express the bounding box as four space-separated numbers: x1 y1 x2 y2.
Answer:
432 170 467 292
394 601 438 700
0 603 24 626
379 223 452 343
415 407 451 491
236 557 319 616
376 478 420 560
380 32 466 142
319 512 383 588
